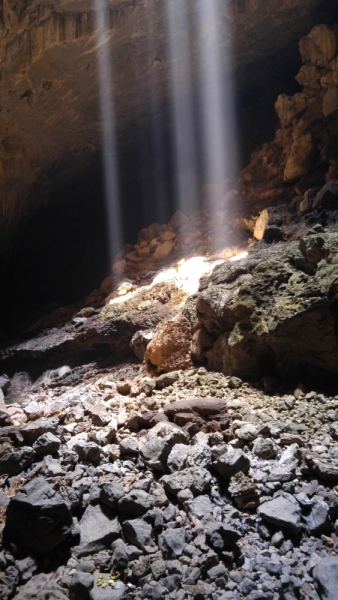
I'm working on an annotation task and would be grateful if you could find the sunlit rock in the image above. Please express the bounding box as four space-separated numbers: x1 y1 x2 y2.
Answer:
299 24 336 67
145 315 192 373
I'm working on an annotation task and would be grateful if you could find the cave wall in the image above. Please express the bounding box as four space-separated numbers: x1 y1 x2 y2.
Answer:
0 0 337 254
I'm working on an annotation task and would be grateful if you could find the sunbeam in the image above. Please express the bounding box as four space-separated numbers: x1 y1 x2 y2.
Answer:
94 0 122 262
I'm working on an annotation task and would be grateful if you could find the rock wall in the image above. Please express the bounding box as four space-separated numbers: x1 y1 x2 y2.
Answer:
238 23 338 217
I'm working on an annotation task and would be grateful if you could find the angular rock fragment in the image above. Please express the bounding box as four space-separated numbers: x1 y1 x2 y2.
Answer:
21 417 59 444
118 489 154 517
257 493 301 530
213 448 250 479
161 466 212 496
3 477 72 554
0 446 35 476
140 422 189 472
76 505 121 556
313 556 338 600
122 518 155 552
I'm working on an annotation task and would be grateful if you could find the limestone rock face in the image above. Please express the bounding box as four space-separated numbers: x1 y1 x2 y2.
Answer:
197 224 338 384
0 1 334 251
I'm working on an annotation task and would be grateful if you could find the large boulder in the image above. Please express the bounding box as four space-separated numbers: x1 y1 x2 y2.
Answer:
196 225 338 385
3 477 72 554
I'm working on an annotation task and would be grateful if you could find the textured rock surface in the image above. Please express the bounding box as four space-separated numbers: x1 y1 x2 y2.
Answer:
197 223 338 384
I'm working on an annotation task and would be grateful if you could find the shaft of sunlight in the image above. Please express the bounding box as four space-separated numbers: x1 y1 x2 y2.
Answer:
166 0 199 225
94 0 122 261
196 0 238 251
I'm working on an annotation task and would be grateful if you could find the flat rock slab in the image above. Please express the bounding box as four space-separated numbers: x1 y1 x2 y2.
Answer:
257 493 301 530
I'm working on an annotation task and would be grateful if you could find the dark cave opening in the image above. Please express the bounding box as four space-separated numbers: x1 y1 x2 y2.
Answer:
0 42 319 338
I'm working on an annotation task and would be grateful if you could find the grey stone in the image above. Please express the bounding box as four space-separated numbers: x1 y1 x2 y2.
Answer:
257 493 301 530
167 444 189 472
21 417 59 444
100 482 124 509
160 527 186 558
186 443 212 469
76 504 121 555
3 477 72 554
69 571 94 600
140 422 189 472
177 488 194 504
252 437 277 459
118 489 154 517
161 467 212 496
214 449 250 479
330 422 338 439
0 446 35 475
236 423 258 442
313 556 338 600
140 580 168 599
74 442 101 463
33 432 61 455
119 437 139 455
187 495 213 518
302 497 330 534
150 558 167 580
122 518 155 551
42 455 65 476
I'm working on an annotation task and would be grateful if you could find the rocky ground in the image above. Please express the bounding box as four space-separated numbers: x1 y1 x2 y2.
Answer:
0 21 338 600
1 357 338 600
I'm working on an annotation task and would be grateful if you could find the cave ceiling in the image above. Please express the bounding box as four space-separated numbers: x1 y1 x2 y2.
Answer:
0 0 336 251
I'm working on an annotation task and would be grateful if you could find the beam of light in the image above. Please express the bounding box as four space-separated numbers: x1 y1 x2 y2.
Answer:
165 0 199 228
144 2 168 225
195 0 238 252
93 0 122 262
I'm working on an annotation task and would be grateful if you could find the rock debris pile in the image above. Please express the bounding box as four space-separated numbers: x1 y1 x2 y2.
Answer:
1 361 338 600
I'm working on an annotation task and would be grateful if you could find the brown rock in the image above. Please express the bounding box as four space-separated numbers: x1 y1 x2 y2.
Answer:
253 209 269 240
145 315 192 373
299 24 336 67
153 241 175 260
284 134 315 182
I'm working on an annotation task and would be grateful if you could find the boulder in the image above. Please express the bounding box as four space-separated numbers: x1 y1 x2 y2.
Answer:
21 417 59 444
33 432 61 455
213 449 250 479
313 556 338 600
118 490 154 517
122 518 155 552
160 527 186 558
257 493 301 530
161 466 212 496
197 225 338 384
140 422 189 472
76 505 121 556
3 477 72 554
0 447 35 475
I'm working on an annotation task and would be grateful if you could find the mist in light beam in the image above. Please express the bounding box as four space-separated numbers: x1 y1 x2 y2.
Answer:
94 0 122 262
